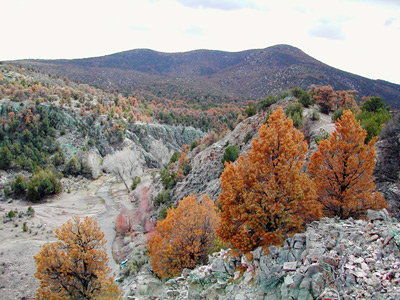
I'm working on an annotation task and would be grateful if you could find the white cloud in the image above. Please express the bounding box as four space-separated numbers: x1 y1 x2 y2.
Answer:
184 26 205 35
0 0 399 84
176 0 257 10
309 19 346 40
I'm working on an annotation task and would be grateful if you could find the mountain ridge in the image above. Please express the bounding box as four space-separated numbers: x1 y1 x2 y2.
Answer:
9 44 400 107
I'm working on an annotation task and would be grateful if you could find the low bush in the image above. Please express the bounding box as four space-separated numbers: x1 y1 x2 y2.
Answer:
27 170 62 202
221 145 240 165
11 175 28 195
285 103 304 128
131 176 141 191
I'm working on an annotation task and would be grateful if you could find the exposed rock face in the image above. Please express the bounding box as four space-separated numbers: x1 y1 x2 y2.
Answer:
47 103 204 170
150 210 400 300
126 123 204 168
172 109 268 202
374 114 400 219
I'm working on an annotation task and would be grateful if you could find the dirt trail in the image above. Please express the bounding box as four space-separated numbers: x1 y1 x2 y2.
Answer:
95 178 120 274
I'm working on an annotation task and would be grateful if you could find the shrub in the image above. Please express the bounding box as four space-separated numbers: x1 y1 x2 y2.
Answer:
27 170 62 202
26 206 35 217
120 247 149 278
276 90 290 100
243 132 253 144
115 214 131 236
8 210 16 219
332 108 344 122
299 93 314 108
314 129 330 145
169 152 180 164
292 87 314 108
285 103 304 128
154 189 172 207
52 150 65 166
257 95 277 111
245 103 257 117
0 146 13 170
130 176 141 191
221 145 240 165
357 103 391 143
3 186 11 197
158 204 174 220
291 87 304 99
160 168 177 190
64 157 81 176
361 96 387 112
87 138 95 147
11 175 28 195
309 110 320 121
190 140 199 150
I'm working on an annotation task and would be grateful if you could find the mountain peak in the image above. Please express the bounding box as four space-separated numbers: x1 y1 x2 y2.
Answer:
11 45 400 107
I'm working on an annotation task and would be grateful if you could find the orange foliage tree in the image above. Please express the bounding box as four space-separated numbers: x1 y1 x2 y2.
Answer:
34 216 121 300
217 107 322 252
311 85 338 113
148 194 218 279
338 90 359 112
308 110 386 219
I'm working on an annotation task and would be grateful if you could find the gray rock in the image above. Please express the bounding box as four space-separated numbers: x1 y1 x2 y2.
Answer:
307 247 325 262
259 256 271 274
367 209 391 222
268 245 279 257
311 273 325 296
251 247 263 260
306 263 323 277
211 258 227 273
284 274 294 286
283 261 297 271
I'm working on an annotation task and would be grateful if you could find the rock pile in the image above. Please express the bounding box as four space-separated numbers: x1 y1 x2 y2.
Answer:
153 209 400 300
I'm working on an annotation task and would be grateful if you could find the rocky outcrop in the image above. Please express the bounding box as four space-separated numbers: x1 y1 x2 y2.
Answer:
126 123 203 169
374 114 400 219
151 210 400 300
172 109 267 202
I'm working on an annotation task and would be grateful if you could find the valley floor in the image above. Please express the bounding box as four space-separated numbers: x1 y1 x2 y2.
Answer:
0 175 125 299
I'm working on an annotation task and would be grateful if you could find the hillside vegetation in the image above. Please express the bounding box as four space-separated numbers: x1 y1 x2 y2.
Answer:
1 54 399 300
10 44 400 108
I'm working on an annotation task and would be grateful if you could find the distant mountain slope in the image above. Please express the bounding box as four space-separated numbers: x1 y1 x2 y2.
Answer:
11 44 400 107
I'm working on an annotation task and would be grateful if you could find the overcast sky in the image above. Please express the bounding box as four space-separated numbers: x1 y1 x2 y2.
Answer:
2 0 400 84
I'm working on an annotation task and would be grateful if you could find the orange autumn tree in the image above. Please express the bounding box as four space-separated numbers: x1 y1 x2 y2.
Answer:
148 194 218 279
308 110 386 219
34 216 121 300
217 107 322 252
